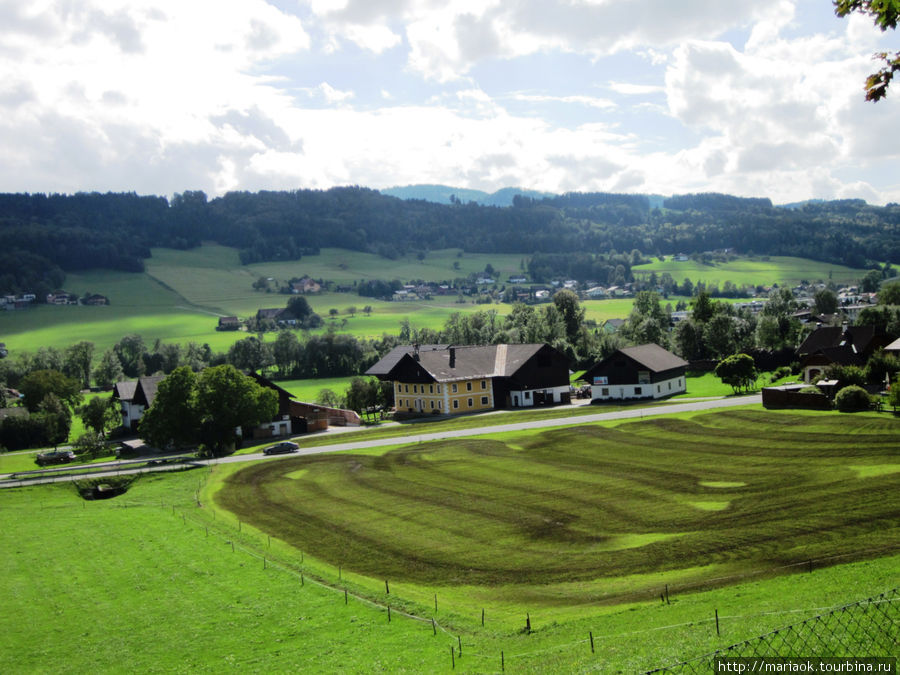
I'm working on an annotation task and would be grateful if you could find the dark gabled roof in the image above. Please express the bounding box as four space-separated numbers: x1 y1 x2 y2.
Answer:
365 345 450 376
580 344 688 381
136 375 165 408
366 344 553 382
618 344 688 372
256 308 284 319
113 380 137 401
796 325 887 357
246 371 295 400
801 346 864 368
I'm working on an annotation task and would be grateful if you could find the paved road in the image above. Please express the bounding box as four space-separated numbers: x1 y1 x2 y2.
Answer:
1 394 761 488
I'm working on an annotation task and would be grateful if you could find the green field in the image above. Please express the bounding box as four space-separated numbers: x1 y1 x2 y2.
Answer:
633 256 866 287
0 246 870 356
2 409 898 672
216 409 900 626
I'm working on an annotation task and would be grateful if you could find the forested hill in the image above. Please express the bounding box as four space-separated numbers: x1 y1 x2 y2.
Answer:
1 188 898 295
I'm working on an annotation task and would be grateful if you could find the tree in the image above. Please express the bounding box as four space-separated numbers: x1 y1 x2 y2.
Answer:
878 281 900 305
813 288 839 315
889 374 900 410
19 369 82 413
272 331 300 376
63 341 94 389
138 367 199 450
714 353 758 394
315 388 343 408
36 393 71 447
93 349 125 388
860 269 884 293
113 334 146 378
835 0 900 101
194 365 278 456
77 396 120 437
227 336 273 372
552 289 586 343
826 364 867 388
703 314 737 359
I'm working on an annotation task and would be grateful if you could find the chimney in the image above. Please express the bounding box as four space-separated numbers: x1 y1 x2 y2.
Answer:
449 346 456 368
413 343 419 361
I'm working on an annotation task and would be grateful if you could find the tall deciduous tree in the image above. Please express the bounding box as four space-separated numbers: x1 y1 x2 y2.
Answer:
19 369 82 413
194 365 278 456
93 349 125 388
78 396 120 438
138 367 199 450
714 353 758 394
64 341 95 389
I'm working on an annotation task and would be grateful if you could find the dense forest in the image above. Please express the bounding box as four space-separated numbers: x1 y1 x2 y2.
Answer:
1 188 899 296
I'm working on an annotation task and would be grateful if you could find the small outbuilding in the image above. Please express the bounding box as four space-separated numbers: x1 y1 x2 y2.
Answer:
580 344 688 401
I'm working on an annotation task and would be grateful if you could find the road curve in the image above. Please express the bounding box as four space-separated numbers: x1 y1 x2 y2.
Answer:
1 394 761 488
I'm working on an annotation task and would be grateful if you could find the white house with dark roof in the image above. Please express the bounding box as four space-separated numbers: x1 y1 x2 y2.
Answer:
113 375 165 431
579 344 688 401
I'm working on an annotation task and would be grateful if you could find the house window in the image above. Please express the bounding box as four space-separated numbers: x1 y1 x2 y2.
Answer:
438 400 442 409
466 381 472 391
678 379 682 387
429 384 434 394
481 396 488 405
481 380 486 389
601 388 609 396
430 400 434 409
437 385 441 393
634 387 642 395
453 400 459 409
451 383 458 393
397 383 402 392
638 370 651 385
467 398 473 407
668 382 671 390
405 384 409 393
413 384 417 393
524 391 531 399
657 385 661 393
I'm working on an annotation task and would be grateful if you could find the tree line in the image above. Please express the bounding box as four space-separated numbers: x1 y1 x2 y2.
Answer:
2 188 899 296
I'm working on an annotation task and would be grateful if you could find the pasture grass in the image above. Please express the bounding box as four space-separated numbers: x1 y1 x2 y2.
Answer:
632 255 865 287
1 411 897 672
216 409 900 630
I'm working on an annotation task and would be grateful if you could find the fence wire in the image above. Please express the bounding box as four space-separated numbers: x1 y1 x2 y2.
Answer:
647 588 899 673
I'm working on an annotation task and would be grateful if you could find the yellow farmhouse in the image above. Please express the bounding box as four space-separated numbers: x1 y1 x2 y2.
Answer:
366 343 571 415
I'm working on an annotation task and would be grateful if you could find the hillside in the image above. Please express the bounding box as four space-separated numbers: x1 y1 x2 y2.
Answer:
1 189 898 298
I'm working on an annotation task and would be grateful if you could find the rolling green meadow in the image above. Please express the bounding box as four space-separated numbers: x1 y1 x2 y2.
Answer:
0 245 871 356
2 408 898 672
632 256 865 288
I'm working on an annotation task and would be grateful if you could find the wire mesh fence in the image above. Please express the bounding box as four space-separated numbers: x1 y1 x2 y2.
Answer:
647 588 899 673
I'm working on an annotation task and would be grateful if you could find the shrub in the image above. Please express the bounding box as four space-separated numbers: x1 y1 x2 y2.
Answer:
834 385 872 412
773 366 792 380
799 385 823 395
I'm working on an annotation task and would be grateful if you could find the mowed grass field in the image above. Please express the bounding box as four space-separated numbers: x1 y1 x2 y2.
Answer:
633 256 865 287
2 412 898 672
215 409 900 626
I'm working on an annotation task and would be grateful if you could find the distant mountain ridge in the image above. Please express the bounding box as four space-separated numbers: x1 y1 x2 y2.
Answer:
380 184 555 206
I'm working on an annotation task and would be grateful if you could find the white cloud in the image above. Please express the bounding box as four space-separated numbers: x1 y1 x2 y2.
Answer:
513 93 616 110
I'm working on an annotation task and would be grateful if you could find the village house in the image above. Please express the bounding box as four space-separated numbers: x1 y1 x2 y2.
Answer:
113 375 165 431
46 291 78 305
246 373 360 438
580 344 688 401
82 294 110 306
366 343 571 414
291 277 321 294
217 316 241 331
796 324 895 383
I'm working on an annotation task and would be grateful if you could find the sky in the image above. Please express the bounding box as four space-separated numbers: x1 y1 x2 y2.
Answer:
1 0 898 205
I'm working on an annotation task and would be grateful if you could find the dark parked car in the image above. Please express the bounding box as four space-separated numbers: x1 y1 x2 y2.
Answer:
35 450 77 467
263 441 299 456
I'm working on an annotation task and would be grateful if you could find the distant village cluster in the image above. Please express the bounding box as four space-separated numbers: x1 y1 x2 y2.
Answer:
1 291 109 311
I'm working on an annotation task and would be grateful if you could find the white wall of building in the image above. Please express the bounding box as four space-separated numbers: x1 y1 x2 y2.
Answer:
591 375 685 401
509 385 570 407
